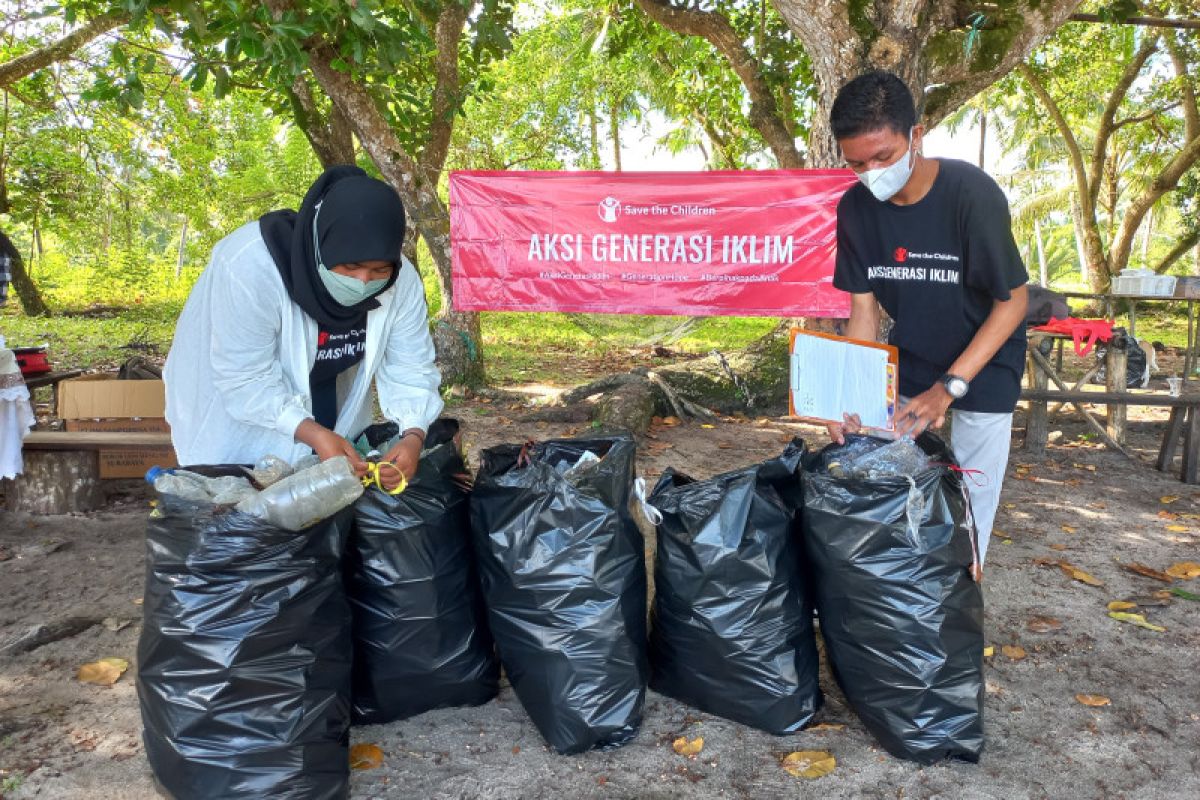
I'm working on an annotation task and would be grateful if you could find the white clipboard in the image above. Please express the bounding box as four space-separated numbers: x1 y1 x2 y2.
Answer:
787 327 898 431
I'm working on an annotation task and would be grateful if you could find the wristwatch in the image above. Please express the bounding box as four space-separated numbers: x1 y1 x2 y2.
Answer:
941 374 969 399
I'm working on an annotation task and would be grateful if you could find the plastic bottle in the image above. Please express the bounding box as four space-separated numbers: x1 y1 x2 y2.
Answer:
235 455 364 531
146 466 258 505
247 455 293 488
146 467 212 503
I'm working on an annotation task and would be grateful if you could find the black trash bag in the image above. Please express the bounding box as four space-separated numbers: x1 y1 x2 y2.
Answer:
1093 330 1149 389
347 418 500 725
470 435 648 755
648 438 822 734
138 485 353 800
801 432 984 764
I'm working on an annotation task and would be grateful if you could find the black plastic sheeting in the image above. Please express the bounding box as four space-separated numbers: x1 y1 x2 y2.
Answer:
470 435 648 755
138 486 353 800
801 432 985 764
347 419 499 725
648 438 822 734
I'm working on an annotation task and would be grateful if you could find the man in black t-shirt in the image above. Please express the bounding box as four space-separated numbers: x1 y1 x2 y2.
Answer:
827 71 1029 565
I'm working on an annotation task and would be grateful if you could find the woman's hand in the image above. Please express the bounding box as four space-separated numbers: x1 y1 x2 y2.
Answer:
295 419 367 478
379 433 422 490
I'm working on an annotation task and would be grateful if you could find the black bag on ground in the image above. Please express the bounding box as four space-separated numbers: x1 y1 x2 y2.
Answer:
470 435 648 755
801 433 984 764
138 483 352 800
347 418 499 725
648 438 822 734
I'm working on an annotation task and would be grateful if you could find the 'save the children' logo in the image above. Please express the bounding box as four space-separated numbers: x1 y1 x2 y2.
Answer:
893 247 908 262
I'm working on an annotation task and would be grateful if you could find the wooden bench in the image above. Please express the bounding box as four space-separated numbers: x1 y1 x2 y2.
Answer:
1020 389 1200 484
6 431 173 514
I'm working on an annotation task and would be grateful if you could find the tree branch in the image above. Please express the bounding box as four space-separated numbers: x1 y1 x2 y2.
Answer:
1089 34 1159 211
633 0 803 167
923 0 1085 128
421 2 471 176
1164 30 1199 143
0 9 130 89
1153 229 1200 275
286 73 355 167
1110 132 1200 272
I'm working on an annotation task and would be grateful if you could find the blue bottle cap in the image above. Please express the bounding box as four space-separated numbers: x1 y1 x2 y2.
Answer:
145 465 173 484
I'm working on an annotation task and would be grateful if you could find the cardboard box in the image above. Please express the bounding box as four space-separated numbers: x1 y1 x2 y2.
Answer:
57 374 177 478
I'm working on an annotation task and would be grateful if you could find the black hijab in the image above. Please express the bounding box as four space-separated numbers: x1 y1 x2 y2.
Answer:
259 165 407 329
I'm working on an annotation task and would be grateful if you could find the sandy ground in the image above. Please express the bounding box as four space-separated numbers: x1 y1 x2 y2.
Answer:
2 398 1199 800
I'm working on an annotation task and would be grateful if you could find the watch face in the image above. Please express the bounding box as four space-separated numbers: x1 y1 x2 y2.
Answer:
946 377 968 398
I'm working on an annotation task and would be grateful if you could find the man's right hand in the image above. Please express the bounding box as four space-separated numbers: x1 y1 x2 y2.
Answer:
295 419 368 478
825 412 863 445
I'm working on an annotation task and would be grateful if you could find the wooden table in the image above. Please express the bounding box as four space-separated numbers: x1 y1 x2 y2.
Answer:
1021 330 1200 483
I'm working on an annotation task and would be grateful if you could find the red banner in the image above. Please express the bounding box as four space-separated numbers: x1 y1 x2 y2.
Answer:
450 170 858 318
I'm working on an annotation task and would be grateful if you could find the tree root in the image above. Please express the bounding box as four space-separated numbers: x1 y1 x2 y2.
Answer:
1 615 103 656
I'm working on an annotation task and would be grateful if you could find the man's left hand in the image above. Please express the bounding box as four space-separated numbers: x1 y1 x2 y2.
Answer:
895 385 953 438
379 434 422 490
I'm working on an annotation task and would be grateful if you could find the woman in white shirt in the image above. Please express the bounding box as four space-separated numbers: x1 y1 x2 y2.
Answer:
164 166 442 490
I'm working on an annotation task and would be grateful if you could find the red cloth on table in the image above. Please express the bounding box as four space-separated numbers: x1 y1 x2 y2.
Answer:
1031 317 1114 357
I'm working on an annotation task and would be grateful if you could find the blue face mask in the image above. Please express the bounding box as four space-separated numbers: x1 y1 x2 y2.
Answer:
312 202 390 307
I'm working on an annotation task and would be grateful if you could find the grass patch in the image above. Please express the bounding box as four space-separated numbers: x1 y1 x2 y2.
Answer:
1 302 180 370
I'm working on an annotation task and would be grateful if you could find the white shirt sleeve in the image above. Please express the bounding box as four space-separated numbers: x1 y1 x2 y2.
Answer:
207 242 313 439
375 263 444 432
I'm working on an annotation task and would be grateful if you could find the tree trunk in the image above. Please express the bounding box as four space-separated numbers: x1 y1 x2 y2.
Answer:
294 9 485 387
0 228 49 316
610 95 622 171
175 217 187 278
1035 218 1048 287
4 451 102 514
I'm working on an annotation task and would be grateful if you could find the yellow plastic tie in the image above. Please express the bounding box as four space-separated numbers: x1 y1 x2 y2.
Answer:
362 461 407 495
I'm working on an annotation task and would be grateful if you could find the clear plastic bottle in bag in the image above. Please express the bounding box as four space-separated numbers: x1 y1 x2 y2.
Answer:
235 455 364 531
147 467 258 505
246 455 293 488
148 470 212 503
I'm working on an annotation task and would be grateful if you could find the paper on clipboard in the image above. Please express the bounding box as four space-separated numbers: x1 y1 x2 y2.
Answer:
788 328 898 430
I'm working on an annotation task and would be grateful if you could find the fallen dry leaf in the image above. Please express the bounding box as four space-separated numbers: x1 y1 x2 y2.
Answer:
1075 694 1111 707
1166 525 1190 533
1108 611 1166 632
807 723 846 732
77 657 129 686
1106 600 1137 611
1120 562 1175 584
700 423 716 429
350 743 384 770
781 750 836 779
1165 561 1200 580
1001 644 1027 660
1160 495 1180 504
1060 525 1078 534
1058 561 1103 587
1003 502 1016 510
717 442 734 449
1049 544 1068 551
983 645 995 657
672 736 704 757
1026 615 1063 633
662 416 681 427
1158 510 1179 520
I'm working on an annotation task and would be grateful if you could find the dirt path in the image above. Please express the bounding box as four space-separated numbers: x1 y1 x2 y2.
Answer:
1 402 1198 799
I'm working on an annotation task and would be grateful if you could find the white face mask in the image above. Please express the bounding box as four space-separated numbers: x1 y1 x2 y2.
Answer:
312 201 389 307
854 129 916 202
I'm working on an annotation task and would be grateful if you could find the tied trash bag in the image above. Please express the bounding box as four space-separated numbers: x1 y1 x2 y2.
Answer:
347 419 500 725
802 433 984 764
648 438 822 734
470 435 648 755
138 473 353 800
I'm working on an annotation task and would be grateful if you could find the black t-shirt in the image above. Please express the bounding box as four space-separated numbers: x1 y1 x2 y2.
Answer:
833 158 1028 413
309 320 367 429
